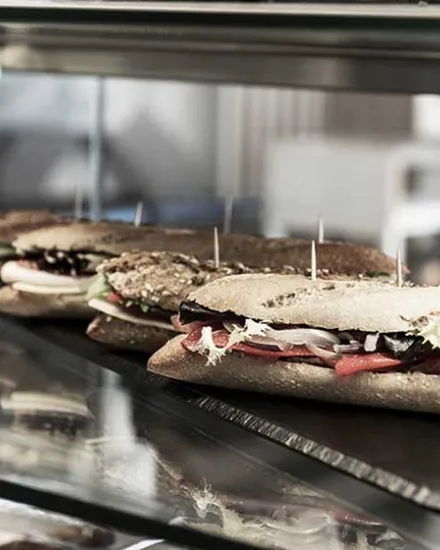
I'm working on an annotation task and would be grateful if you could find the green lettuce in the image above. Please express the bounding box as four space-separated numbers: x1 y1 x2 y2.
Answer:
85 274 111 301
0 243 14 258
418 318 440 349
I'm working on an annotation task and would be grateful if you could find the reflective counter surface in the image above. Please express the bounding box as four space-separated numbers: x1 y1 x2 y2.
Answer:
0 316 436 550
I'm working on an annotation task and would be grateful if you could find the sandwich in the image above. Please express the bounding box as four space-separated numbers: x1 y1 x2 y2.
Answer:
0 215 400 320
0 210 62 265
0 222 221 318
148 273 440 414
86 251 299 353
86 241 401 353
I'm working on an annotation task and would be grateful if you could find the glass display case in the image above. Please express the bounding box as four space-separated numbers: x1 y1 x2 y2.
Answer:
0 2 440 550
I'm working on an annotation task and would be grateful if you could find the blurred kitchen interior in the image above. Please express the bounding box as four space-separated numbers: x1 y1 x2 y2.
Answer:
0 72 439 283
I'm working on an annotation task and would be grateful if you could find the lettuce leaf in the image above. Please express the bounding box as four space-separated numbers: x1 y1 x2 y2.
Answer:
419 319 440 349
85 274 111 301
0 243 14 258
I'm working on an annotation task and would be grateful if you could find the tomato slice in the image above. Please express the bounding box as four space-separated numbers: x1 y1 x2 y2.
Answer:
232 342 313 359
107 292 123 305
335 353 402 376
182 328 314 360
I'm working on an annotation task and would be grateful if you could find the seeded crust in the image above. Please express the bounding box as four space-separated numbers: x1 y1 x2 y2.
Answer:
87 314 176 352
0 210 62 243
98 251 313 313
235 240 400 275
0 286 93 318
148 335 440 415
186 273 440 333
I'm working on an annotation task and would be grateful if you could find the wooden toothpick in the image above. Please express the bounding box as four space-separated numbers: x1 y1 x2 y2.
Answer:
214 227 220 268
311 240 317 282
396 247 403 287
318 216 324 244
134 201 143 227
74 181 84 220
223 196 233 235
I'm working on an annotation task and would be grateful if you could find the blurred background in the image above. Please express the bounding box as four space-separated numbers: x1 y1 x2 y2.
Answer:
1 72 440 283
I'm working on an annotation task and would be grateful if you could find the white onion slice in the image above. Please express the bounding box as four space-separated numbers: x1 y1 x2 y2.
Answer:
265 327 339 348
364 333 380 352
223 321 341 353
307 343 341 366
336 343 361 353
223 321 290 351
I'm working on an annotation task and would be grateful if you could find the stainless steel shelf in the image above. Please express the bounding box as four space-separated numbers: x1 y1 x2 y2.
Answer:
1 3 440 93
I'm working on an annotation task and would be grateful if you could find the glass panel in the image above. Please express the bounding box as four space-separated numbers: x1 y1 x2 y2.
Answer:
0 325 429 550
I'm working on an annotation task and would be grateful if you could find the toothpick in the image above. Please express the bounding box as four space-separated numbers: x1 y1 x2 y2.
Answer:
74 181 83 220
396 247 403 287
318 216 324 244
134 201 143 227
223 196 233 234
214 227 220 268
311 240 317 282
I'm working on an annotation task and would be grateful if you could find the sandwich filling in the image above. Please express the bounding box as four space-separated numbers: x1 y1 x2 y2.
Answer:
87 274 174 330
178 302 440 376
0 243 15 260
0 249 108 295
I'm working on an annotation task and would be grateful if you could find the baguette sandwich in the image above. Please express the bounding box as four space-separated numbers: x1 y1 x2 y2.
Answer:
86 241 401 353
0 215 400 320
86 251 301 353
0 221 214 318
148 273 440 414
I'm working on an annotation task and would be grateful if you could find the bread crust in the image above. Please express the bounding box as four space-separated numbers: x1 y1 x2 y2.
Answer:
0 286 92 318
186 273 440 333
87 314 176 352
0 210 62 243
99 251 300 313
13 223 398 275
148 336 440 414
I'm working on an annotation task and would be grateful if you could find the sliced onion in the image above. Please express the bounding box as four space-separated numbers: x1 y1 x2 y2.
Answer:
265 327 339 348
338 332 358 345
239 333 292 351
223 321 340 352
306 343 341 366
223 322 290 351
336 343 361 353
364 333 380 353
223 321 243 333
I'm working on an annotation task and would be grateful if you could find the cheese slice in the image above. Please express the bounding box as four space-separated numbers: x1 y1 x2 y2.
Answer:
1 261 91 290
12 282 86 295
89 298 174 331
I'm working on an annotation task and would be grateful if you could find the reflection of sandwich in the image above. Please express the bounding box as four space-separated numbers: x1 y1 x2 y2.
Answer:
86 251 296 353
0 210 61 263
149 273 440 414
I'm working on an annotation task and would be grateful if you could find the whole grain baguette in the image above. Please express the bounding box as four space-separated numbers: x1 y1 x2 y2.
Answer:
98 251 301 313
0 286 92 318
87 314 176 352
185 273 440 333
13 222 399 275
148 335 440 415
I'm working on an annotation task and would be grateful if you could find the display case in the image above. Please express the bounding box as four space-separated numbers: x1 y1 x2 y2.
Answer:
0 2 440 550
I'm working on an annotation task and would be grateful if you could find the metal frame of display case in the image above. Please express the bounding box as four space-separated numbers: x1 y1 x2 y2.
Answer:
1 2 440 92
